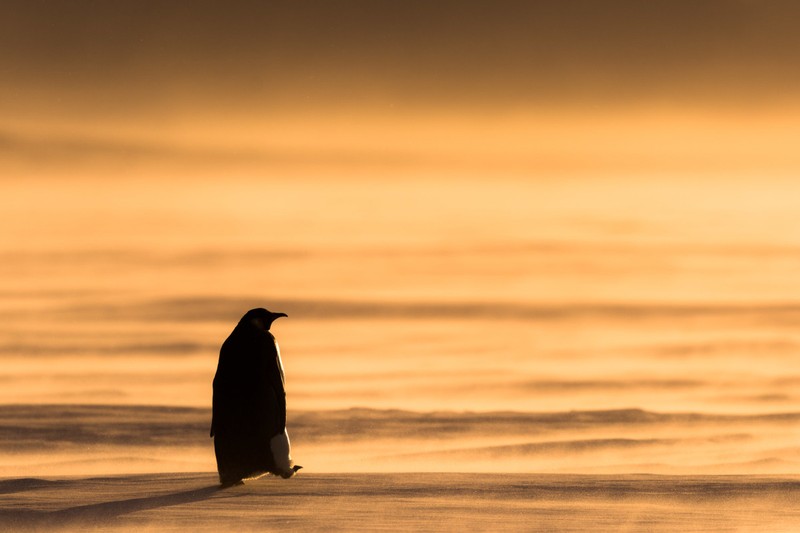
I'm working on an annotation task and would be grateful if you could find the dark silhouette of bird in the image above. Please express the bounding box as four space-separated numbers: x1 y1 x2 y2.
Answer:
210 308 301 486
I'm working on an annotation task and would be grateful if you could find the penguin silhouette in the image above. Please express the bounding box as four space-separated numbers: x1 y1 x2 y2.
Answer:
210 308 301 486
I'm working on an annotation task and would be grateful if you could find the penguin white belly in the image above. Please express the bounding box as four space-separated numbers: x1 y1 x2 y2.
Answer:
270 428 294 475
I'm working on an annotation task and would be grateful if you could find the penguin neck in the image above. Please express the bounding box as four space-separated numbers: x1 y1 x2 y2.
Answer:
241 322 274 338
256 327 274 338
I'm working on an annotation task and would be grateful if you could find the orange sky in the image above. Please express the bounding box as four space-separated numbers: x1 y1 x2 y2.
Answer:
2 1 800 180
3 1 800 111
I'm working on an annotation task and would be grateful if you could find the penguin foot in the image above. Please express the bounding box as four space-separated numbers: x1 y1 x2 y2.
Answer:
280 465 303 479
219 478 245 488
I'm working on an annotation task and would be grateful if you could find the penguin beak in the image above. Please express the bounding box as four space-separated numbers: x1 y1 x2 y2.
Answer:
272 312 288 320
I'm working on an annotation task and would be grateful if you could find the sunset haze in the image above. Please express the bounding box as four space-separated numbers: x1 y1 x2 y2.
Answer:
2 2 800 531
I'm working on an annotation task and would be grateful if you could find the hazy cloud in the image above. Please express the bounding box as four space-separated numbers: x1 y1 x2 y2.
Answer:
0 342 214 357
2 405 796 450
48 296 800 324
2 1 800 112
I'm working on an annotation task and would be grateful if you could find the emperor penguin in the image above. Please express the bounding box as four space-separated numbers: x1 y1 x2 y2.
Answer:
210 308 302 486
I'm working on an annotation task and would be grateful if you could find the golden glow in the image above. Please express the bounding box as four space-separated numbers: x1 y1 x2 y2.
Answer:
2 1 800 483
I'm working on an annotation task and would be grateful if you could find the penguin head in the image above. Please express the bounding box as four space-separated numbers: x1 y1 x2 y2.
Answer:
241 308 288 331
